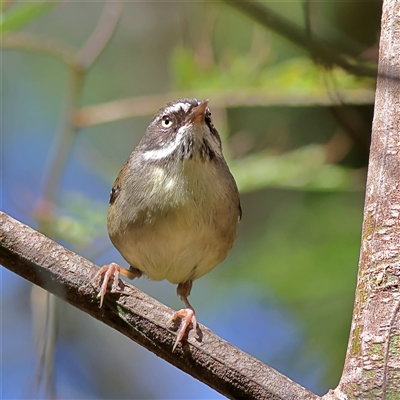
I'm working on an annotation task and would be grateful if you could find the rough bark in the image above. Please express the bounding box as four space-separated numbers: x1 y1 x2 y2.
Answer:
0 211 319 400
335 0 400 398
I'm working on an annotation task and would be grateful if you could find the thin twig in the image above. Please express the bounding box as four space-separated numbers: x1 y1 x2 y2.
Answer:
2 32 78 68
40 68 85 209
38 1 123 216
77 2 123 69
73 88 375 128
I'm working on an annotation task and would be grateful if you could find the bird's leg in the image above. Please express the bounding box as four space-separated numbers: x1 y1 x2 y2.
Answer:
92 263 142 307
169 280 197 351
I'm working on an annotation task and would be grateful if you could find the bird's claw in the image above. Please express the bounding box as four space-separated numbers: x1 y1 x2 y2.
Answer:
92 262 123 307
168 308 197 351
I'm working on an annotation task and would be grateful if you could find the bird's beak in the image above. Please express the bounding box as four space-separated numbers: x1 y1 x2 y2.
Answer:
188 100 209 125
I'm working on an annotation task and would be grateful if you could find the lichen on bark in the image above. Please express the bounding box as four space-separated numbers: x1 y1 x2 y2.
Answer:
335 1 400 398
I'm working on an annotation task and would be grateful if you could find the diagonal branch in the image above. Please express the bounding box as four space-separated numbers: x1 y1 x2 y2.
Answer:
0 211 319 400
222 0 377 78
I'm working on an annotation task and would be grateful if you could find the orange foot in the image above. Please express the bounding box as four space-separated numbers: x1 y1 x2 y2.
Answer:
169 308 197 351
92 263 142 307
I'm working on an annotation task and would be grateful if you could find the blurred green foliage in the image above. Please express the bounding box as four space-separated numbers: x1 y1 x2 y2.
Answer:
172 49 373 93
231 145 360 193
1 2 55 32
54 193 107 249
2 0 381 396
228 191 363 383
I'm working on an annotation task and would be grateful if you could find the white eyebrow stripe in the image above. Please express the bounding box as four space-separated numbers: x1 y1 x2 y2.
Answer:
142 126 187 160
163 102 193 115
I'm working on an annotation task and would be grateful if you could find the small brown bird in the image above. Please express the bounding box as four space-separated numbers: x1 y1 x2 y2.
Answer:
93 98 241 350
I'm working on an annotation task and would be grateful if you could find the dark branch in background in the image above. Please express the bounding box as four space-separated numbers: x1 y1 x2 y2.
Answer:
222 0 377 78
0 211 320 400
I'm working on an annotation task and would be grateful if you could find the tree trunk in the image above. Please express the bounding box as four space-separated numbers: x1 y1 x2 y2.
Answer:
335 0 400 397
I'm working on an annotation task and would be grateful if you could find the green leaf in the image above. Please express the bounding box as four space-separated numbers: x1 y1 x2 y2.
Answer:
1 2 55 33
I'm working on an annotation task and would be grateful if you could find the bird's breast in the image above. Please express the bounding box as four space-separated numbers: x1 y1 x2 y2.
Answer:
108 159 239 284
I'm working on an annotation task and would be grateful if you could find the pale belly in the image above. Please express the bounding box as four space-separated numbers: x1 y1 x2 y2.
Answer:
110 204 237 284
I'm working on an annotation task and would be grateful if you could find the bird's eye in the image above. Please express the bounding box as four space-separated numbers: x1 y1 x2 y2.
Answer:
161 116 173 128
